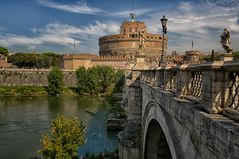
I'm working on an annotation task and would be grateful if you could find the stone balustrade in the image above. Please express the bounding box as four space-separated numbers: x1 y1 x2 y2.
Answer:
139 61 239 121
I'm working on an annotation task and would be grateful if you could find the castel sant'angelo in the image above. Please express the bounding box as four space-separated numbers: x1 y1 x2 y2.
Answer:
63 13 168 70
99 13 167 57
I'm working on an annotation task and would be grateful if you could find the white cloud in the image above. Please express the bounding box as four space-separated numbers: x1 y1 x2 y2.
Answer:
227 17 239 32
38 0 157 19
205 0 239 10
2 0 239 53
0 21 120 53
33 21 120 37
179 2 192 11
110 8 156 18
143 0 239 53
38 0 105 15
0 34 75 51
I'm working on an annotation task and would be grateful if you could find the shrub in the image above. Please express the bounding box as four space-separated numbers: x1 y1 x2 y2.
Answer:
232 52 239 60
76 66 124 96
76 67 94 95
48 67 64 95
39 114 85 159
0 46 9 57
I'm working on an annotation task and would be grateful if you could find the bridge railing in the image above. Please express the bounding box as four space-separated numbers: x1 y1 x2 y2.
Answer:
139 61 239 121
228 72 239 110
189 71 202 98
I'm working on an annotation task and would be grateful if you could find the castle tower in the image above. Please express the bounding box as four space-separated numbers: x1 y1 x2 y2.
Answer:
99 14 167 58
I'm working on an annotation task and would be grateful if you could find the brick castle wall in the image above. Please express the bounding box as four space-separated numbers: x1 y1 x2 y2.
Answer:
0 69 77 87
62 54 128 70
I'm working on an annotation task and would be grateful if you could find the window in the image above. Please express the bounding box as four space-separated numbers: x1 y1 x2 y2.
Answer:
130 34 138 38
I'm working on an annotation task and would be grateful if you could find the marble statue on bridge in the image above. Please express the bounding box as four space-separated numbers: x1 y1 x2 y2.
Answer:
138 28 146 56
220 28 233 53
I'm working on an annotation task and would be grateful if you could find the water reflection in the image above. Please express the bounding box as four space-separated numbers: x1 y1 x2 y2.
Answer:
0 96 118 159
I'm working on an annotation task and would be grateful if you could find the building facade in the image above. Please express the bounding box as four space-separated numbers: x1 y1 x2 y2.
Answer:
0 55 12 68
63 54 127 70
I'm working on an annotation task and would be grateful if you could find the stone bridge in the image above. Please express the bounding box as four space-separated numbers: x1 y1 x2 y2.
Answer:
119 58 239 159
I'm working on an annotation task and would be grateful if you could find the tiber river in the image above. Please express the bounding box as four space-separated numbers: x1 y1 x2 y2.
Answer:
0 96 118 159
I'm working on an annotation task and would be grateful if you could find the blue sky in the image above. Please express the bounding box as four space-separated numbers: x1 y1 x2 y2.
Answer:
0 0 238 54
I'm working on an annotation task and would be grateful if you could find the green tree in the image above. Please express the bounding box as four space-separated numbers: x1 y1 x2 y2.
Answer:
7 52 61 68
200 54 211 61
39 114 85 159
48 67 64 95
76 66 124 96
232 52 239 60
41 52 61 67
76 67 95 95
8 53 39 68
0 46 9 56
113 69 124 93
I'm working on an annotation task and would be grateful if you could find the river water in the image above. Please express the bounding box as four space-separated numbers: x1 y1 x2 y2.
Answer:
0 96 118 159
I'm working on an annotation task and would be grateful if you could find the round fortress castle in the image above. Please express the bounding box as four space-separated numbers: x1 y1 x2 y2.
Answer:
62 15 169 70
99 17 167 57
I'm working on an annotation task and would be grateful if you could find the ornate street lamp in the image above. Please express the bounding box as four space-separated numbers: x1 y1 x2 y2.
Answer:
159 15 168 66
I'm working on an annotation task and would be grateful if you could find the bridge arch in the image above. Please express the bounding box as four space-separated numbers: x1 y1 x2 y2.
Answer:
144 119 172 159
143 101 183 159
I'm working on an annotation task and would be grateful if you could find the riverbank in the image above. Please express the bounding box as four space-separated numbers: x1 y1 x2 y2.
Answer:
0 85 124 98
0 86 77 96
0 66 124 97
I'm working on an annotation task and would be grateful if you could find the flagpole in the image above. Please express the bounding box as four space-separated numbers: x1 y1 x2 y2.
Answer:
192 40 194 50
74 39 76 54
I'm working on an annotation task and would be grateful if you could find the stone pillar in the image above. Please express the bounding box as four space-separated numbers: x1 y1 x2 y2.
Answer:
154 70 164 87
163 71 173 90
220 53 234 61
176 70 191 98
127 70 142 121
118 123 141 159
128 86 142 121
119 69 142 159
140 71 144 82
201 70 229 113
122 71 132 108
135 56 145 65
150 71 155 85
146 71 150 83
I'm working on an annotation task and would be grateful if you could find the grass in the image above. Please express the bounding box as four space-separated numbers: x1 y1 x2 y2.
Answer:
0 83 121 97
0 86 48 96
61 87 78 96
0 86 78 96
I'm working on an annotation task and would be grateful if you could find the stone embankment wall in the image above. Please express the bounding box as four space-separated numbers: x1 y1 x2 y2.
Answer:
0 69 77 87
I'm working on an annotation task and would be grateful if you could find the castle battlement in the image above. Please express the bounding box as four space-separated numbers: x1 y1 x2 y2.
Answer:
92 55 127 61
99 33 165 45
63 53 127 70
63 54 98 60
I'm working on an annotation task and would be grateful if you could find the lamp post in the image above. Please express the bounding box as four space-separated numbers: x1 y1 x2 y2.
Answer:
159 15 168 66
